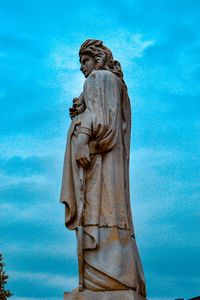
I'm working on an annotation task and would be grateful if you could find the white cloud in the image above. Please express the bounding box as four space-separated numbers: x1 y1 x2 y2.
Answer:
3 235 76 259
9 270 77 290
0 173 48 188
104 30 155 67
129 146 200 249
131 147 178 166
41 33 155 104
42 42 85 103
49 44 79 72
0 135 66 160
124 33 155 58
0 201 63 224
60 71 84 101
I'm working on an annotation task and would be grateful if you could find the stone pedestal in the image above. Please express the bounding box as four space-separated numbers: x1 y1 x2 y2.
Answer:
64 290 146 300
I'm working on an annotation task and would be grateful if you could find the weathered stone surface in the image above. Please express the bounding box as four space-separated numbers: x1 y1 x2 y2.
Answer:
60 39 146 297
64 290 146 300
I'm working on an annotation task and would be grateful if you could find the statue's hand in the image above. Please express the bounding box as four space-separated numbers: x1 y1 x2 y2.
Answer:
75 133 91 168
69 98 79 119
69 107 77 119
69 97 86 119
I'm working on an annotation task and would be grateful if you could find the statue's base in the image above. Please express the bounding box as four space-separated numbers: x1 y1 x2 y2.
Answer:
64 289 146 300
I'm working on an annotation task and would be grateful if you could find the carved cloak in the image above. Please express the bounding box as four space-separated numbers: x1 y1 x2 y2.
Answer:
60 70 146 296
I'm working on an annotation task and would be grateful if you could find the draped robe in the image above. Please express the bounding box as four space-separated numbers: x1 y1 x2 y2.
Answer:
60 70 146 296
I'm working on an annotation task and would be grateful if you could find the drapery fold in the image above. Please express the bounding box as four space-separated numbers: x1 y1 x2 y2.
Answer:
60 70 146 296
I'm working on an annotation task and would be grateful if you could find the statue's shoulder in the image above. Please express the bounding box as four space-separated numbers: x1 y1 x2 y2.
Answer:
87 70 118 82
84 70 121 91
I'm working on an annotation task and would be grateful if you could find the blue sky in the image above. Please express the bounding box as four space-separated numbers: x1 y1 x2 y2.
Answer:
0 0 200 299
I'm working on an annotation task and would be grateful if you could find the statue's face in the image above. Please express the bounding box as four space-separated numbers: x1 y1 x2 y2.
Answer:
80 54 96 78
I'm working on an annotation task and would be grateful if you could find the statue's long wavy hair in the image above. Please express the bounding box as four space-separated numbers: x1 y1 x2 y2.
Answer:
79 39 127 88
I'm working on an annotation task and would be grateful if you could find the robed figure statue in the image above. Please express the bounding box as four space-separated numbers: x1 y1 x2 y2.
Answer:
60 39 146 298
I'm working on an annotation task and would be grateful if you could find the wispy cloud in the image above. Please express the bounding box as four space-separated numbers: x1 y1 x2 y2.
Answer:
9 270 77 289
116 32 155 59
104 30 155 69
0 136 65 158
50 44 79 72
44 43 85 103
3 239 76 259
1 0 200 299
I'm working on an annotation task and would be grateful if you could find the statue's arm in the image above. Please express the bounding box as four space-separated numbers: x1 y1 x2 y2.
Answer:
75 133 91 168
75 70 119 167
74 98 92 168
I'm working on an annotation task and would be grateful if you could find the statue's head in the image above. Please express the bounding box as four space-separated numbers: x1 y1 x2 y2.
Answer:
79 39 125 84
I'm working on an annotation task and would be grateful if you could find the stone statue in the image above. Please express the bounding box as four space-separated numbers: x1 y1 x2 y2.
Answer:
60 39 146 300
